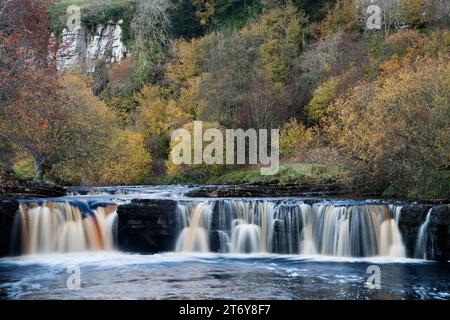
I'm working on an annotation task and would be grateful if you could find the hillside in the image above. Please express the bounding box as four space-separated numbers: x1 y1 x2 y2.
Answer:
1 0 449 199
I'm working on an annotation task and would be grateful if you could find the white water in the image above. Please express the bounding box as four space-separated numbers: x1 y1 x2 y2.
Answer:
415 209 434 260
175 202 213 253
175 200 406 258
15 202 118 254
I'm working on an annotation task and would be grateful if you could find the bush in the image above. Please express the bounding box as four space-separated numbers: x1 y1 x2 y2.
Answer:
306 78 338 125
280 119 314 159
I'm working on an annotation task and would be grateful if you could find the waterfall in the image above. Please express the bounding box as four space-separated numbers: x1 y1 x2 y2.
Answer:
415 209 434 260
175 200 406 258
15 201 118 254
175 202 213 253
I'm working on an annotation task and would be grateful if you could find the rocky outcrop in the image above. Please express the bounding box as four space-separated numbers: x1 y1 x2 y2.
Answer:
398 204 432 257
399 204 450 261
0 200 20 257
428 205 450 261
58 22 126 73
117 199 179 253
0 168 66 200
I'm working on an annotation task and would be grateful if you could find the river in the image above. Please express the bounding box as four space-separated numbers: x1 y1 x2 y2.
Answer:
0 186 448 300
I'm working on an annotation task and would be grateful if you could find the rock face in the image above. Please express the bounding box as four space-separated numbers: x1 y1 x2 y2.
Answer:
429 205 450 261
117 199 179 253
0 168 66 200
58 22 126 73
0 201 20 257
398 204 432 257
399 204 450 261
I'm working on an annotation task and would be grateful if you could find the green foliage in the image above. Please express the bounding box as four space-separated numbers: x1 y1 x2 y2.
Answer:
320 0 361 36
280 119 314 158
130 0 171 86
51 0 133 40
306 78 337 125
167 121 226 179
0 163 35 181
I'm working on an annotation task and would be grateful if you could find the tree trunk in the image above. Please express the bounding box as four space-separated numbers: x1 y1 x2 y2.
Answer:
34 158 45 181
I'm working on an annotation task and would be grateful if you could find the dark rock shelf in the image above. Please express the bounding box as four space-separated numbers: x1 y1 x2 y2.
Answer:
0 168 66 200
117 199 179 253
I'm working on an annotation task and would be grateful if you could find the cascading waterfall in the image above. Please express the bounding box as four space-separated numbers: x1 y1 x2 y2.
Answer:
14 201 118 254
175 202 214 253
175 200 406 258
415 209 434 260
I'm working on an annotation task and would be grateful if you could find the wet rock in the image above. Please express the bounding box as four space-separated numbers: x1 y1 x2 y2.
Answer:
0 168 66 200
117 199 179 253
185 182 353 198
209 230 222 253
0 200 20 257
399 204 450 261
427 205 450 261
398 204 432 257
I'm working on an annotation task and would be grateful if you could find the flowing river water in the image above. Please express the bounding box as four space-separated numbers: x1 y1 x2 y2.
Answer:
0 186 448 300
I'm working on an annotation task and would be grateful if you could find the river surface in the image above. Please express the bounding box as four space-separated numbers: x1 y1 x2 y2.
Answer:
0 252 449 300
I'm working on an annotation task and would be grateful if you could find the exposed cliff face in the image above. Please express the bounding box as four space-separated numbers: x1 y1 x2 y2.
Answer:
58 21 127 73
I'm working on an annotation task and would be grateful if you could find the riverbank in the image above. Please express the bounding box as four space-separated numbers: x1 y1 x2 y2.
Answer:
0 167 66 200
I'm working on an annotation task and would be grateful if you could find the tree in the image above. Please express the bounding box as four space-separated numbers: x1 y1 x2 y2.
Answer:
0 72 117 180
326 54 450 198
95 130 151 185
130 0 171 86
0 0 56 109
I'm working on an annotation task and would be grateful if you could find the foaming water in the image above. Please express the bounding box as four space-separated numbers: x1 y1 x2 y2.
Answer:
175 200 406 258
0 252 447 300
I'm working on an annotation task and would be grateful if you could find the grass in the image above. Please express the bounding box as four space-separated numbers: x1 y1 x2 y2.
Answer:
0 163 35 181
152 163 349 186
209 163 348 185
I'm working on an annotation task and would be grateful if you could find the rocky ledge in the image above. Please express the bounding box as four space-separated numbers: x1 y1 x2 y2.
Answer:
116 198 449 261
0 168 66 200
185 181 353 198
117 199 179 253
399 204 450 261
